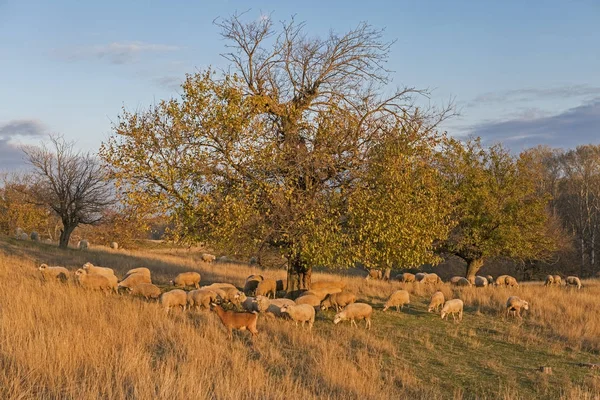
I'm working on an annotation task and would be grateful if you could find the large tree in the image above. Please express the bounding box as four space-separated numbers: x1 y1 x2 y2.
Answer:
23 135 114 248
101 14 453 291
441 139 558 278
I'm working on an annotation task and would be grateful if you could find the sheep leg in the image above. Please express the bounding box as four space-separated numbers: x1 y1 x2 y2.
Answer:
351 319 357 328
366 318 371 330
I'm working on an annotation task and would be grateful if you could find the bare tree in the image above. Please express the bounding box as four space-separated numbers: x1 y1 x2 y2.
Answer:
23 135 114 248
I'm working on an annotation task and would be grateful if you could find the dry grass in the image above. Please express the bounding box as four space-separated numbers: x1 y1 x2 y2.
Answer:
1 237 599 399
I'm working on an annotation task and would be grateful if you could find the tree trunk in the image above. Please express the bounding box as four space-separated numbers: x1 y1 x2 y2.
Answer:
59 224 75 249
466 258 485 279
286 253 312 297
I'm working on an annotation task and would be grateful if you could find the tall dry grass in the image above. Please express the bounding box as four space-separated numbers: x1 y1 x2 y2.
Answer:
1 238 599 399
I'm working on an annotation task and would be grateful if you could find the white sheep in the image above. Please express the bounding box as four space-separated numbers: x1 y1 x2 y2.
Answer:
553 275 562 286
201 253 216 263
428 291 445 313
440 299 464 322
160 289 188 312
280 304 315 329
365 269 383 280
311 281 347 291
110 242 119 250
382 290 410 312
295 294 321 308
118 272 151 290
19 232 29 240
397 273 415 283
486 275 494 285
450 276 471 287
187 289 219 311
544 275 554 286
333 303 373 329
422 273 442 285
415 272 426 283
320 291 357 312
474 276 488 287
82 262 116 279
38 263 69 282
128 283 161 299
170 272 201 289
565 276 582 289
125 267 151 279
238 294 270 313
75 268 116 292
506 296 529 319
265 298 296 317
78 240 89 250
15 227 24 239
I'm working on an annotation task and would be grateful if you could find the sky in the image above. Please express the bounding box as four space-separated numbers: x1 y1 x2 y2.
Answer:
1 0 599 170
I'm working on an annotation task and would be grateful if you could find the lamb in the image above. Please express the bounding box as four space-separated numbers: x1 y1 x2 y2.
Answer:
110 242 119 250
30 231 39 242
366 269 383 280
382 290 410 312
506 296 529 319
187 289 219 311
78 240 89 250
320 291 357 312
415 272 426 283
544 275 554 286
75 269 116 292
201 253 216 263
211 304 259 339
397 273 415 283
244 275 263 295
170 272 201 289
280 304 315 329
428 291 445 313
38 263 69 282
255 278 277 298
440 299 464 322
553 275 562 286
118 272 151 290
565 276 582 289
125 267 151 279
450 276 471 287
160 289 188 312
474 276 488 287
333 303 373 329
295 294 321 308
128 283 161 299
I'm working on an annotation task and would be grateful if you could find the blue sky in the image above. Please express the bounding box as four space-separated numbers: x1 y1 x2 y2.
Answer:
1 0 599 169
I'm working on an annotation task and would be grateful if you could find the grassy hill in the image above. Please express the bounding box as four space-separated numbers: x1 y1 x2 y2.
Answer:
0 237 599 399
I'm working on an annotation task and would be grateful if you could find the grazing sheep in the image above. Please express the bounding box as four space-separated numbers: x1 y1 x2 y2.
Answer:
75 269 116 292
300 286 344 301
506 296 529 319
255 278 277 298
239 294 270 313
333 303 373 329
280 304 315 329
474 276 488 287
397 273 416 283
366 269 383 280
82 262 116 279
15 227 24 239
215 286 242 303
422 273 442 285
19 232 29 240
266 298 296 317
565 276 582 289
211 304 258 339
128 283 161 299
494 275 509 286
118 272 151 290
125 267 151 279
415 272 426 283
544 275 554 287
383 268 391 281
244 275 263 295
30 231 39 241
110 242 119 250
450 276 471 287
553 275 562 286
38 263 69 282
320 291 357 312
440 299 464 322
187 289 219 311
204 282 238 291
201 253 216 263
295 294 321 308
170 272 201 289
428 291 445 313
505 276 519 287
78 240 89 250
311 280 347 291
486 275 494 285
383 290 410 312
160 289 188 312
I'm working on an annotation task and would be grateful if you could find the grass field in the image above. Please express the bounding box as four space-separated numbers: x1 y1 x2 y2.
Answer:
0 236 599 399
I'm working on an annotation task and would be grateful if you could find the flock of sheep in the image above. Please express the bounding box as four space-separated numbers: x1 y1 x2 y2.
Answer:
36 257 586 339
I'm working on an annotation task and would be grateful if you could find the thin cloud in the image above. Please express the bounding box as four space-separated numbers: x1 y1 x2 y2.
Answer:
467 98 600 150
52 41 181 65
469 85 600 107
0 119 47 170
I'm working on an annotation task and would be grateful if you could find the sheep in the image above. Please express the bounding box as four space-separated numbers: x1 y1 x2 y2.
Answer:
320 291 357 312
170 272 201 289
383 290 410 312
295 294 321 308
333 303 373 329
428 291 445 313
38 263 69 282
415 272 426 283
474 276 488 287
299 286 343 301
397 273 416 283
82 262 116 279
125 267 151 279
19 232 29 240
544 275 554 286
215 286 242 303
440 299 464 322
118 272 151 290
201 253 216 263
506 296 529 319
422 273 442 285
30 231 39 242
187 289 219 311
553 275 562 286
266 298 296 317
244 275 263 295
366 269 383 280
383 268 391 281
15 227 24 239
204 282 238 291
128 283 161 299
280 304 315 329
110 242 119 250
486 275 494 285
505 276 519 288
211 304 259 339
494 275 509 286
160 289 188 312
239 294 270 313
450 276 471 287
276 279 287 292
78 240 89 250
75 269 116 292
311 280 347 291
565 276 582 289
255 278 277 298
